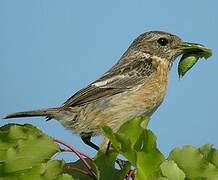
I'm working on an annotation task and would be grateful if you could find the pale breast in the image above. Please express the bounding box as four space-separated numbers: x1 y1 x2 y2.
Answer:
71 60 170 135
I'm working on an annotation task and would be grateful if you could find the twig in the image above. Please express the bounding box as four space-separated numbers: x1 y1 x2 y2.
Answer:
53 138 97 179
126 169 135 180
60 147 91 160
64 165 93 178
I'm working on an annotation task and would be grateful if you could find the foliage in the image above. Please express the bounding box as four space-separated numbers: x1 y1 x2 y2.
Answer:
0 124 71 180
1 118 218 180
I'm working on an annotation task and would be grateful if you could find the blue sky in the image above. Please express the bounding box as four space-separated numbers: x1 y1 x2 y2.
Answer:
1 0 218 161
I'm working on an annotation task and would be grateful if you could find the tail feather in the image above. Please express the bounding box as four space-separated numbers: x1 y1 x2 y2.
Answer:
3 108 59 119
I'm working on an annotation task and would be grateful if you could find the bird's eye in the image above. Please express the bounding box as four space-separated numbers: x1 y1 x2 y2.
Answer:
157 38 168 46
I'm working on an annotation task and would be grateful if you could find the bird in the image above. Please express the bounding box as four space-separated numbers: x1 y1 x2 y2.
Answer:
3 31 208 150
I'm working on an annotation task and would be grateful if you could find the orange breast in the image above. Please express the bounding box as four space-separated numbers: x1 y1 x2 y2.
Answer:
132 61 170 115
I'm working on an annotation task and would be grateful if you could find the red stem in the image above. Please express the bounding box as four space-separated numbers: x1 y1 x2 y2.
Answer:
126 169 135 180
53 138 96 179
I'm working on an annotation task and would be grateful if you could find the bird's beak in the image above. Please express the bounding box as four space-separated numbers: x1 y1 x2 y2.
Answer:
180 42 212 58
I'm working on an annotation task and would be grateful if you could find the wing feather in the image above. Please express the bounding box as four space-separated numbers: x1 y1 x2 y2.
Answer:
63 57 155 106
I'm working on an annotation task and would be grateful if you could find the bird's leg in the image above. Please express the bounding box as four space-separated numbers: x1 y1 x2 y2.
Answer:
104 140 128 169
81 134 99 151
81 134 128 169
106 141 111 155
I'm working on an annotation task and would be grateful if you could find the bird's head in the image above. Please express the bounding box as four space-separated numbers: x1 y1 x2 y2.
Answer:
127 31 211 68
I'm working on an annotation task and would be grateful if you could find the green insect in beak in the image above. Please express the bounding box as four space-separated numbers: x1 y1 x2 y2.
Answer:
178 42 212 78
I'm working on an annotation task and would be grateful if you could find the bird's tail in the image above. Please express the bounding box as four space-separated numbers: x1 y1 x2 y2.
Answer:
3 108 60 119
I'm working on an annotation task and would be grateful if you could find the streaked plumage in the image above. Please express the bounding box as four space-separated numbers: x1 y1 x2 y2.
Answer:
4 31 194 150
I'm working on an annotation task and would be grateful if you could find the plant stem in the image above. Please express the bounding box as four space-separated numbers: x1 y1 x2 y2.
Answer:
126 169 135 180
53 138 97 179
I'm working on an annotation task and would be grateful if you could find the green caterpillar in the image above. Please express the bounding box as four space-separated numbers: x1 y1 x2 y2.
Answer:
178 48 212 78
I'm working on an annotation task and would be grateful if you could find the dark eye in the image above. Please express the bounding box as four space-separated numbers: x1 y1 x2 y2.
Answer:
157 38 168 46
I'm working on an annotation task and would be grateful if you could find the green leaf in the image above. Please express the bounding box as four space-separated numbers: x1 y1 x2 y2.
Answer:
102 117 164 180
168 145 218 179
101 126 121 151
94 150 131 180
136 130 164 180
102 124 136 164
0 176 19 180
199 144 218 168
102 117 150 165
19 160 73 180
65 160 94 180
117 117 149 149
198 144 214 158
160 160 185 180
114 133 136 164
65 151 130 180
0 124 60 174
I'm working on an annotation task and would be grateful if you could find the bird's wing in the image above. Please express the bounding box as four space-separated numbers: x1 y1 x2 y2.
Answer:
63 57 155 107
